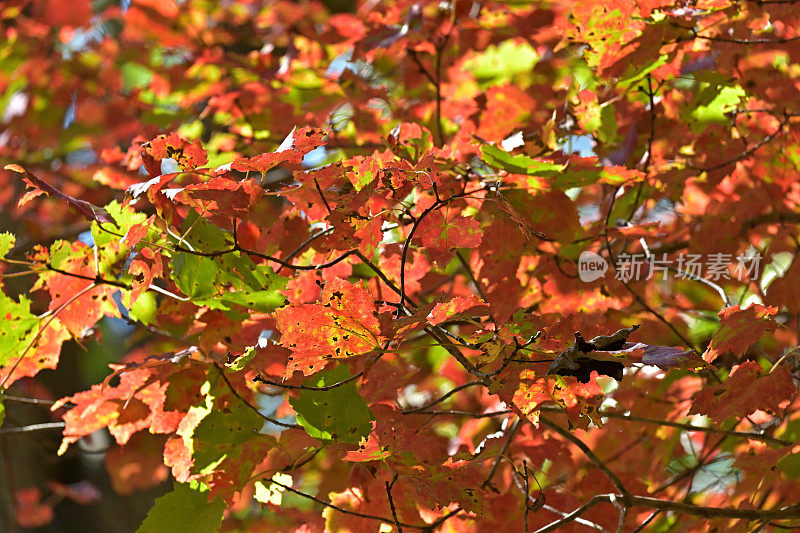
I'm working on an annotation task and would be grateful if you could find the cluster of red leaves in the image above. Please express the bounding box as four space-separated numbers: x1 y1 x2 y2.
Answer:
1 0 800 531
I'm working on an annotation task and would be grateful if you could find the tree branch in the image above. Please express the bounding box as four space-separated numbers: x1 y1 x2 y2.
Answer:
539 416 632 504
267 478 445 531
385 473 403 533
402 380 484 414
254 370 364 392
0 422 66 434
533 494 614 533
213 364 300 429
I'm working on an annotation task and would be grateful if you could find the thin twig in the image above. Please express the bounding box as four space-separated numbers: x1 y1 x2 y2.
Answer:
691 115 789 172
533 494 614 533
213 364 300 429
407 49 436 85
540 504 607 532
408 409 512 418
276 227 335 274
313 177 332 214
402 380 484 413
96 221 354 273
385 473 403 533
43 262 130 289
614 495 628 533
630 510 660 533
483 418 521 489
267 478 436 531
589 408 791 446
628 494 800 520
0 422 66 434
539 416 632 504
399 201 440 310
254 370 364 391
0 395 55 405
455 251 496 324
355 250 491 381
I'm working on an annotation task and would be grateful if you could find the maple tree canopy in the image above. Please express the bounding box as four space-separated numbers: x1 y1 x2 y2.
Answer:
2 0 800 531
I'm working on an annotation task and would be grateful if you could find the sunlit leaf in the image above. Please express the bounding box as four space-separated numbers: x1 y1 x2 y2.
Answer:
137 483 225 533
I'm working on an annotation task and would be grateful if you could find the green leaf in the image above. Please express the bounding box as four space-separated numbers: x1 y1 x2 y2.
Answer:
463 40 538 86
778 418 800 443
480 145 565 175
289 365 374 443
126 290 157 325
549 169 602 189
617 54 668 89
89 201 149 276
253 473 292 505
0 292 38 367
49 240 74 270
137 482 225 533
219 288 286 314
91 200 147 248
0 232 14 260
225 346 256 372
121 62 153 91
691 85 746 125
171 211 286 307
0 396 5 428
191 395 263 473
172 253 219 299
685 311 722 344
598 104 618 144
778 452 800 480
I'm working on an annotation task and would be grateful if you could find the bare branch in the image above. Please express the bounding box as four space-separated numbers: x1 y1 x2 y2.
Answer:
254 370 364 392
0 422 66 434
533 494 614 533
402 380 484 414
385 473 403 533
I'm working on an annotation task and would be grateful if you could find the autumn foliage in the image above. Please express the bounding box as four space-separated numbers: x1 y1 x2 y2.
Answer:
2 0 800 531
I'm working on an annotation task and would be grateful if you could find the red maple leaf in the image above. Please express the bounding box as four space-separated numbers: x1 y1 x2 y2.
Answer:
703 304 778 362
274 278 385 376
417 210 482 266
427 295 490 326
690 361 796 421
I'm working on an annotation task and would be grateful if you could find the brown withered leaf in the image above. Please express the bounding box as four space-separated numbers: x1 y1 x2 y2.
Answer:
548 325 709 383
5 164 116 226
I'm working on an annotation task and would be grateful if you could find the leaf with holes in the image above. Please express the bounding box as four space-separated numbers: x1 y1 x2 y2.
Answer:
274 278 383 376
0 290 70 387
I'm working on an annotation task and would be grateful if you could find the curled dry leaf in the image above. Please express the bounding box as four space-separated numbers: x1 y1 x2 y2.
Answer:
5 164 116 226
548 325 709 383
